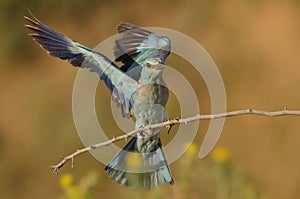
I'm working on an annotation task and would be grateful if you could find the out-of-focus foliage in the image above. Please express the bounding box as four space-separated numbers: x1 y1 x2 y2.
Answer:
65 146 263 199
59 171 101 199
1 0 300 199
212 147 263 199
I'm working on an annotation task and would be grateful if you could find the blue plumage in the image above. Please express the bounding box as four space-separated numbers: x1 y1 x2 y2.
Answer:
25 14 174 189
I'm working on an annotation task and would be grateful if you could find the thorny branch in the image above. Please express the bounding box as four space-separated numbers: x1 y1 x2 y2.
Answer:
50 108 300 174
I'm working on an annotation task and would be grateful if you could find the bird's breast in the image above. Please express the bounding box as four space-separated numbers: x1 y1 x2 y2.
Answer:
131 83 168 127
133 83 168 113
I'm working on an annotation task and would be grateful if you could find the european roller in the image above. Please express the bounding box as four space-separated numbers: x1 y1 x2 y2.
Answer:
25 14 174 189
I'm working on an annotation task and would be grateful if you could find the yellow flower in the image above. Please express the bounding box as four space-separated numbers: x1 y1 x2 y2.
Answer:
66 186 83 199
212 147 231 163
59 173 74 188
186 142 198 155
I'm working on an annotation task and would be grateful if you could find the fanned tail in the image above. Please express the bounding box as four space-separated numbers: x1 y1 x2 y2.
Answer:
105 137 174 189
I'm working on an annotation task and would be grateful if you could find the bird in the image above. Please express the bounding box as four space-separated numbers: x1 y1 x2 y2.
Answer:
25 13 174 189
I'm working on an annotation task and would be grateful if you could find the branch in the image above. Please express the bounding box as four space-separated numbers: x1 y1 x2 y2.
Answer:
50 108 300 174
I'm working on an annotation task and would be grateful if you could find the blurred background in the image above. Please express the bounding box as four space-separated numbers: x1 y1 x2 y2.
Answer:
1 0 300 198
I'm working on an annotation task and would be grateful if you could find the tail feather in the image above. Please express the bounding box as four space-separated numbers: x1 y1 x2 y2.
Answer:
105 137 174 189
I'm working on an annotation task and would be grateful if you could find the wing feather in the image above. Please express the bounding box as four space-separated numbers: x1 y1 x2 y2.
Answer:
25 15 135 116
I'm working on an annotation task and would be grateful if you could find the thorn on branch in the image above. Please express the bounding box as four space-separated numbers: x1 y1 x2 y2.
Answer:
50 164 60 176
53 168 59 175
71 157 74 168
166 123 176 134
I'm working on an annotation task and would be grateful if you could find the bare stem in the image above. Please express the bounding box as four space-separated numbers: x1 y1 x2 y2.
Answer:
50 108 300 174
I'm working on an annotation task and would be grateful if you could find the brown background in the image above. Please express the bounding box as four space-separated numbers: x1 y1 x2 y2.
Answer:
1 0 300 198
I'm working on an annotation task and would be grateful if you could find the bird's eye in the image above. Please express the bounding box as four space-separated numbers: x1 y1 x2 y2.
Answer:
146 63 154 68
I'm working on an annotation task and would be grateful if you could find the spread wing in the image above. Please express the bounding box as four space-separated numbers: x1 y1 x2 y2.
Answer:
114 22 171 75
25 15 136 117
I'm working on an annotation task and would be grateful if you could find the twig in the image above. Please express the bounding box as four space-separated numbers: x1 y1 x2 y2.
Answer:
50 108 300 174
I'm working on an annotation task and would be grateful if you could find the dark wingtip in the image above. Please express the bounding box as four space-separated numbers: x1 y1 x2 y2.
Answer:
169 178 175 185
26 9 40 22
116 22 139 33
24 9 42 28
24 17 39 39
24 11 46 41
24 16 36 26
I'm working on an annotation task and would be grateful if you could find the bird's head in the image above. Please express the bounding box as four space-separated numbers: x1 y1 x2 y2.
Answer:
155 36 171 63
136 35 171 65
